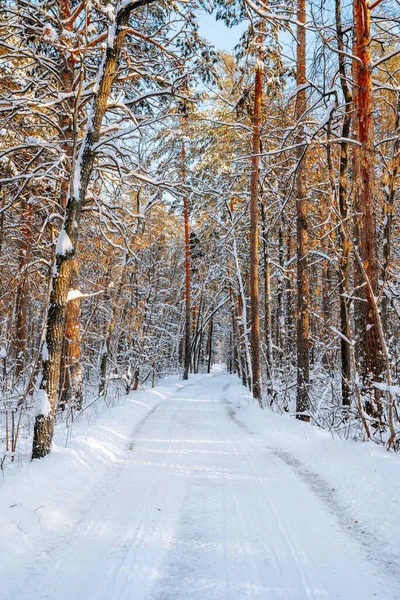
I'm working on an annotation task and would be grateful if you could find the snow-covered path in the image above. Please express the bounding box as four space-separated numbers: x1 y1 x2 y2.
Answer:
4 371 400 599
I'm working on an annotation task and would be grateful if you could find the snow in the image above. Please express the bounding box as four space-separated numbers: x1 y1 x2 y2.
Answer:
73 151 83 193
104 3 115 20
330 325 354 346
1 371 400 599
318 100 336 130
67 289 84 302
43 23 58 43
373 381 400 395
108 22 117 49
34 389 51 418
287 82 309 101
55 229 73 256
0 346 7 359
41 340 48 361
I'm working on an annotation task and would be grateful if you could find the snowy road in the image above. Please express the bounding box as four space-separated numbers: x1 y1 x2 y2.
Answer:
5 371 399 599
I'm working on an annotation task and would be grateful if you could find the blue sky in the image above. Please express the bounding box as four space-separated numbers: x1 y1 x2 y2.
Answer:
197 11 246 51
196 10 294 62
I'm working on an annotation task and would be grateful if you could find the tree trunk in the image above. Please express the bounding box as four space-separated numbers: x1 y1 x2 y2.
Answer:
295 0 310 421
231 221 252 388
54 0 82 410
182 137 191 381
32 0 156 459
277 218 285 363
353 0 383 417
99 262 127 396
249 38 263 407
260 201 272 374
14 198 32 380
336 0 352 406
285 221 295 359
207 316 213 374
227 262 240 377
238 292 250 387
59 292 83 412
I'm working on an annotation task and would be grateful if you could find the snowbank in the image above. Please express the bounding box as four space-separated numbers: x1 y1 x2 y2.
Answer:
223 374 400 567
0 378 185 582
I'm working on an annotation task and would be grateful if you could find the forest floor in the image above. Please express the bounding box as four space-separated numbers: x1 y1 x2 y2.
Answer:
1 366 400 599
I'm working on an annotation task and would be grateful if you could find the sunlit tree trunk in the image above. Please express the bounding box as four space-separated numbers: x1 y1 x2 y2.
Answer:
336 0 352 406
381 93 400 329
260 201 272 375
99 262 127 396
249 33 263 407
352 0 383 417
59 290 82 412
295 0 310 421
32 0 156 458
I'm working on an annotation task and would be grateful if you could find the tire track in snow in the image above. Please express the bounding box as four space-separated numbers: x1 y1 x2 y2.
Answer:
95 401 187 600
11 398 165 600
223 385 400 591
218 404 323 599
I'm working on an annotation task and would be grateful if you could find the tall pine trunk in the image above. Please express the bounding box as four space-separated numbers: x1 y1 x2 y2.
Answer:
336 0 352 406
295 0 310 421
182 137 191 380
353 0 383 417
249 41 263 407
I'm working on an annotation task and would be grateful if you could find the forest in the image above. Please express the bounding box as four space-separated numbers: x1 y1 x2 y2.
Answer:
0 0 400 465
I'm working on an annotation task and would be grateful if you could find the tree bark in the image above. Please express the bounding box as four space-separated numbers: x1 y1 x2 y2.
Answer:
352 0 383 417
14 198 32 379
277 218 285 363
32 0 156 459
295 0 310 421
249 37 263 407
99 262 127 396
182 137 191 381
226 262 240 377
336 0 352 406
285 221 295 359
261 201 272 375
207 316 213 374
59 292 82 412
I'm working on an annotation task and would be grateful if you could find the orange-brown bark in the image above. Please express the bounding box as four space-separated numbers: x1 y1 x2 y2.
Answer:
295 0 310 421
353 0 383 415
249 37 263 407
